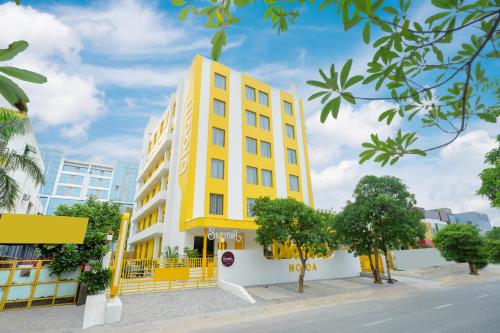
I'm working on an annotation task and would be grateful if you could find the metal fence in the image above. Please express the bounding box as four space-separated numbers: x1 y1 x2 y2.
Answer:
0 260 80 312
115 257 217 295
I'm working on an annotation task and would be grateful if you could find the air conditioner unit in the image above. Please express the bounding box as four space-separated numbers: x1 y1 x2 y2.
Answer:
22 194 30 201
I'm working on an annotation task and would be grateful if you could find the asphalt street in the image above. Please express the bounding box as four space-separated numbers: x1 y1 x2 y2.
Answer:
194 280 500 333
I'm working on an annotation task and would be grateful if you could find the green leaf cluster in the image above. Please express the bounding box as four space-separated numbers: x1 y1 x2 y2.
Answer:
79 262 112 295
0 41 47 112
174 0 499 165
252 197 337 291
335 175 425 281
39 196 121 275
433 224 489 269
477 135 500 208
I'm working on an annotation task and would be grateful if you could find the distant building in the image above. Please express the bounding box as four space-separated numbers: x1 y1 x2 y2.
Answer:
0 119 44 258
38 147 138 215
449 211 492 234
420 208 492 246
0 120 44 215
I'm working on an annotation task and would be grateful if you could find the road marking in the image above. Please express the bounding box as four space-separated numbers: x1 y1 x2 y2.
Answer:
363 318 392 326
477 294 488 298
434 303 453 309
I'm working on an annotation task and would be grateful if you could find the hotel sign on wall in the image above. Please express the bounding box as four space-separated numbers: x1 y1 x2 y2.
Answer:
221 251 235 267
208 228 242 242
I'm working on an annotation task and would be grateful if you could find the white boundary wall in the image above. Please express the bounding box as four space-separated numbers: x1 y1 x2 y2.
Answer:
392 248 454 271
217 250 360 286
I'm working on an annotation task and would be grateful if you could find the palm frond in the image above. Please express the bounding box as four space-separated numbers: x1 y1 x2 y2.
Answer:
2 146 45 185
0 107 28 142
0 167 20 211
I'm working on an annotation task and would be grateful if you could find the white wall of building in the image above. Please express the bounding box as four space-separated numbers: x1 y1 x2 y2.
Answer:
392 248 454 271
3 121 44 214
218 249 361 286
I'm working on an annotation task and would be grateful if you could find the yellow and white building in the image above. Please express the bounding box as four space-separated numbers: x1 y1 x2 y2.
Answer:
127 55 313 259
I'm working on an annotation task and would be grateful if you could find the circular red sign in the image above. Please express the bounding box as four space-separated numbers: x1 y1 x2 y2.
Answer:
221 251 235 267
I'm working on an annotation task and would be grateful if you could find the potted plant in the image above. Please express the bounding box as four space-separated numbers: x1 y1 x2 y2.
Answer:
80 262 112 329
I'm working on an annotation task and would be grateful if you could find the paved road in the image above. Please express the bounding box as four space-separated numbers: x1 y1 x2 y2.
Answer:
194 280 500 333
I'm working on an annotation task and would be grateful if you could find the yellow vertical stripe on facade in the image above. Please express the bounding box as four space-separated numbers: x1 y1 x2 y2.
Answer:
281 91 303 201
178 55 203 231
299 100 314 207
205 61 230 218
241 75 276 220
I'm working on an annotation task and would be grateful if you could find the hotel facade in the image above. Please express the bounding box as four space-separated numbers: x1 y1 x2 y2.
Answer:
127 55 313 259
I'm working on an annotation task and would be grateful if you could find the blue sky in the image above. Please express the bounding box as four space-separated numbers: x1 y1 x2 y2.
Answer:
0 0 498 225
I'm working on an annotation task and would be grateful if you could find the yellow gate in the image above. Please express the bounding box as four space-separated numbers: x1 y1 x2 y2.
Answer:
115 257 217 295
0 260 79 311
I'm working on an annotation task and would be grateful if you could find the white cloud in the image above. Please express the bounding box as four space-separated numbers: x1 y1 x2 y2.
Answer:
310 125 500 227
0 3 104 139
52 135 143 165
53 0 208 58
440 130 495 161
79 64 186 88
0 3 81 62
306 100 400 168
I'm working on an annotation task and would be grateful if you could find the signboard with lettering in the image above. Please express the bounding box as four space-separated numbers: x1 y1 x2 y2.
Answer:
221 251 235 267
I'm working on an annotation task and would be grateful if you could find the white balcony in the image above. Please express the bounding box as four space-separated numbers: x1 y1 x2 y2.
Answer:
128 222 163 245
134 160 169 201
131 190 167 223
137 133 173 181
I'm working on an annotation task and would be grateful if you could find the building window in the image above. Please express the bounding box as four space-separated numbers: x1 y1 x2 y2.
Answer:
284 101 293 115
261 141 271 158
246 137 257 155
259 115 270 131
210 159 224 179
246 110 257 127
287 148 297 164
285 124 295 139
213 99 225 117
289 175 299 192
214 73 226 90
247 198 256 217
245 85 256 101
262 169 273 187
212 127 225 147
209 194 224 215
246 166 258 185
258 91 269 106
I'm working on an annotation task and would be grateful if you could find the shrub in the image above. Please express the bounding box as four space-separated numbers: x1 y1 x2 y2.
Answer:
79 262 111 295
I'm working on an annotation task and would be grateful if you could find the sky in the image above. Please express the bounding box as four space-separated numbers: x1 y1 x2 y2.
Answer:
0 0 498 226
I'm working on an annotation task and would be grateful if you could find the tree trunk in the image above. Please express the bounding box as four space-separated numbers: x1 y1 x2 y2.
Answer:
297 245 306 293
383 249 394 284
367 254 378 283
373 244 382 284
468 262 478 275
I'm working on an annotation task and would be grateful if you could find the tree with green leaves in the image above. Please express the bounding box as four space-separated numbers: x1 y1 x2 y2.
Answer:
0 108 45 211
40 196 121 275
252 197 336 292
484 226 500 263
433 224 488 275
477 135 499 208
173 0 499 166
335 175 424 283
54 196 122 239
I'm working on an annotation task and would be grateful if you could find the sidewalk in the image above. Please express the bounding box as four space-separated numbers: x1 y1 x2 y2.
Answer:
2 264 499 333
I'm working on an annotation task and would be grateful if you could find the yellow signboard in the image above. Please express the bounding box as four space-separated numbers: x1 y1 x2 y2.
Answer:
0 214 88 244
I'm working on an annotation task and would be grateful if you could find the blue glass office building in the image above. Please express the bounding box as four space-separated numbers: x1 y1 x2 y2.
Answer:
39 148 138 215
